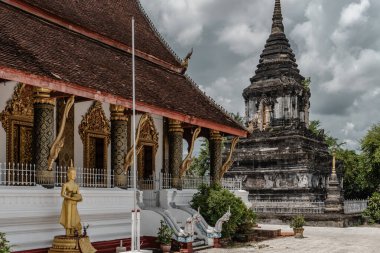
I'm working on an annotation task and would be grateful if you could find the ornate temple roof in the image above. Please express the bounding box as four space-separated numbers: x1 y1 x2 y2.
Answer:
22 0 182 68
244 0 305 99
0 0 246 136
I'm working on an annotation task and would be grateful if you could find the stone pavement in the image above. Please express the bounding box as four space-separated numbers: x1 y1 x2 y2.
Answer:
199 224 380 253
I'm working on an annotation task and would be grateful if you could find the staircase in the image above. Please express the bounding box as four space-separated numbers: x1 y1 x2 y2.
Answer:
192 238 212 252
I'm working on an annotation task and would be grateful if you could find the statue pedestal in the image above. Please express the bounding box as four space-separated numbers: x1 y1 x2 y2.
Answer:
49 235 96 253
325 174 343 213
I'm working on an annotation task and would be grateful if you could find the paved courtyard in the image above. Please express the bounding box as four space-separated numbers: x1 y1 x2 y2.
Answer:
200 224 380 253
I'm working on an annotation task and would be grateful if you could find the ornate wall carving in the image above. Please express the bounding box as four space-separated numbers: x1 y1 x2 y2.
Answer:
79 101 110 170
0 83 34 164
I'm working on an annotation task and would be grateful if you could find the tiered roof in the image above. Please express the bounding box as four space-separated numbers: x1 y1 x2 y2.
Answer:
0 0 246 136
244 0 305 98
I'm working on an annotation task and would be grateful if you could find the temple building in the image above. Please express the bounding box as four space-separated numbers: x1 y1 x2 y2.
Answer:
226 0 332 202
0 1 246 252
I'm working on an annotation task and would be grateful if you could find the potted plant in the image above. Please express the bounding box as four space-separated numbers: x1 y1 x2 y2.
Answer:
157 220 174 253
290 215 305 238
0 232 11 253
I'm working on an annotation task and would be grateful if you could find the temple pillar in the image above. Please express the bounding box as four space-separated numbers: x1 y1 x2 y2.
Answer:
209 130 223 183
110 105 129 188
33 87 55 187
168 119 183 188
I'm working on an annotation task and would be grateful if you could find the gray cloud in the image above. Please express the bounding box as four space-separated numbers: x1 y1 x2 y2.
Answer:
140 0 380 151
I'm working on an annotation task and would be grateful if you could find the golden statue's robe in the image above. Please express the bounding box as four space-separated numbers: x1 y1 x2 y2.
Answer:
59 181 82 234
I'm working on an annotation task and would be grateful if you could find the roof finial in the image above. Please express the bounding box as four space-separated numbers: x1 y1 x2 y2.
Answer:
271 0 284 34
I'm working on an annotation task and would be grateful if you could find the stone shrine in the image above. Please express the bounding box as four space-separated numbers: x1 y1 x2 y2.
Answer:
226 0 332 201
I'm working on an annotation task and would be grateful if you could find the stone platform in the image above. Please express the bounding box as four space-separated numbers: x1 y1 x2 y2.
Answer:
257 213 363 228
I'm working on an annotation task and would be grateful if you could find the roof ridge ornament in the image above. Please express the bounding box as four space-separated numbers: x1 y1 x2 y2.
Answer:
271 0 284 34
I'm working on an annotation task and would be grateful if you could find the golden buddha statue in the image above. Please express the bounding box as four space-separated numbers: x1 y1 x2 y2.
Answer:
50 163 96 253
59 161 82 237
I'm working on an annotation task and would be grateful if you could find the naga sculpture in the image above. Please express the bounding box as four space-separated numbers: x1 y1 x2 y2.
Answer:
179 127 201 178
218 137 239 181
123 114 149 172
214 206 231 233
180 209 201 237
48 96 75 171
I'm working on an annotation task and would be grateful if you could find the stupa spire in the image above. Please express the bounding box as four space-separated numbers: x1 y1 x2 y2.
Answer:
271 0 284 34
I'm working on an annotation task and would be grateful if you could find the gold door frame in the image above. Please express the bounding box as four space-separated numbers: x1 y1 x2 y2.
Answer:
137 115 159 180
79 101 110 170
0 83 34 164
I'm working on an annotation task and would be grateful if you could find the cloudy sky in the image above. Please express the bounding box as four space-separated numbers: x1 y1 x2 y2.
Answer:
140 0 380 151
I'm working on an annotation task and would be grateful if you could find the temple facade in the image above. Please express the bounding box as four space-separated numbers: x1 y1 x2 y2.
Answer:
0 1 246 252
226 0 332 202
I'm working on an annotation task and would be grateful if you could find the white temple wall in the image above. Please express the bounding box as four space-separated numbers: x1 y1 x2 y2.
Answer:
0 81 18 163
0 187 135 251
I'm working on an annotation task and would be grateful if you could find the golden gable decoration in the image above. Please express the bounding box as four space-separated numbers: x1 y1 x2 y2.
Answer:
0 83 34 133
139 114 159 153
0 83 34 164
78 101 111 143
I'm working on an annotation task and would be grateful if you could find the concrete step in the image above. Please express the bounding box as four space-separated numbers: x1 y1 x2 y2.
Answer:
253 228 281 239
193 245 213 252
192 239 206 248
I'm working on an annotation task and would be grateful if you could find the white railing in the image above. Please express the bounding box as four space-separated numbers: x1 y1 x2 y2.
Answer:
221 177 243 191
0 163 36 186
344 199 368 214
55 165 114 188
182 175 211 189
251 200 325 214
160 173 243 190
0 162 116 188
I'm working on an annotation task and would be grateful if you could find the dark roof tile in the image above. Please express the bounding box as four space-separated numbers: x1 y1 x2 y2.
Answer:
0 3 244 133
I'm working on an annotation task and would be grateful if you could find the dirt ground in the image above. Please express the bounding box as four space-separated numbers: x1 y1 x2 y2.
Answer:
199 224 380 253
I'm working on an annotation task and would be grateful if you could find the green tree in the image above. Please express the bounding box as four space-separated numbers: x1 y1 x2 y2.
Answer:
360 123 380 192
188 138 210 176
308 120 344 150
338 149 373 199
363 192 380 224
230 112 244 125
191 184 256 238
0 232 11 253
308 120 379 199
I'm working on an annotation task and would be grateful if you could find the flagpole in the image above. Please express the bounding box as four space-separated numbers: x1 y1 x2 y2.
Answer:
132 16 137 252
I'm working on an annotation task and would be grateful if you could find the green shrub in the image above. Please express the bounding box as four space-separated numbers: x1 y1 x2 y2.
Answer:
157 220 174 245
190 184 256 238
0 232 11 253
290 215 305 229
363 192 380 224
